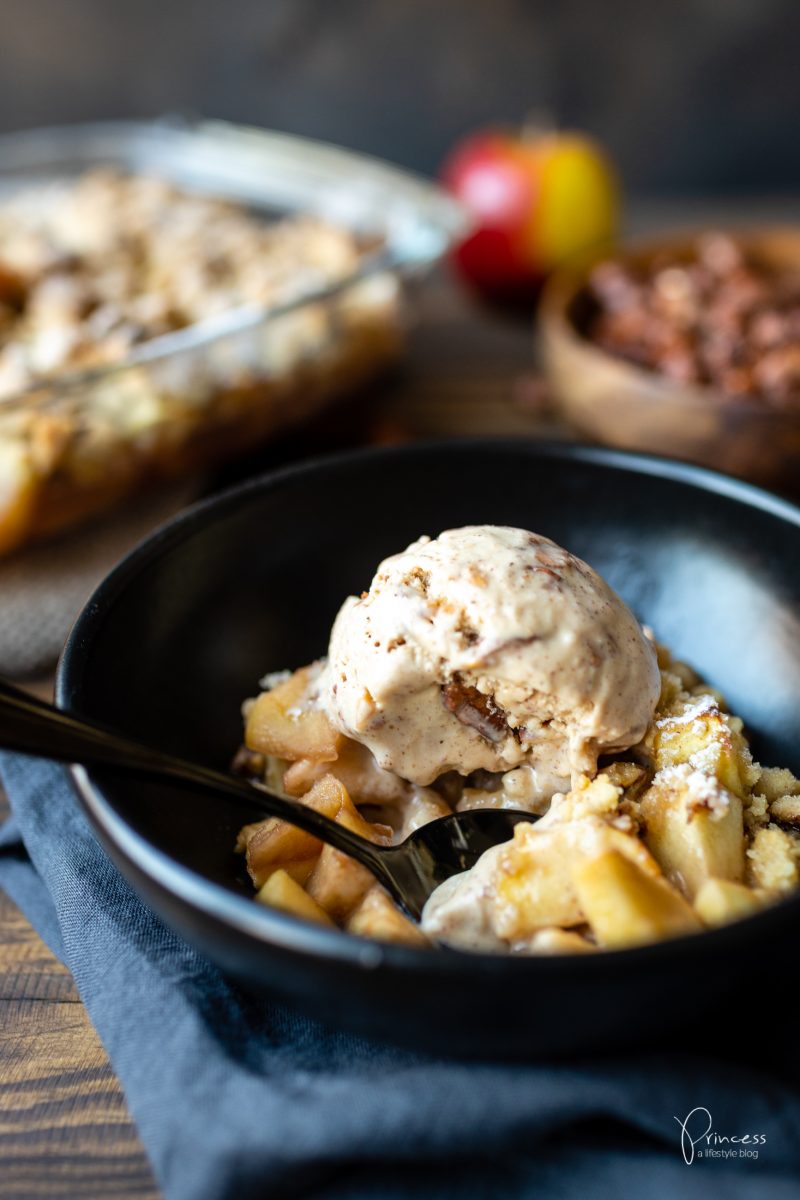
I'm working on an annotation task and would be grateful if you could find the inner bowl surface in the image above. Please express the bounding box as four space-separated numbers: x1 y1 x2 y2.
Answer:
57 440 800 1057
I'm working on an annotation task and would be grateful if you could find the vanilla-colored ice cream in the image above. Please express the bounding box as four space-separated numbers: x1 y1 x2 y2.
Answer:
321 526 660 788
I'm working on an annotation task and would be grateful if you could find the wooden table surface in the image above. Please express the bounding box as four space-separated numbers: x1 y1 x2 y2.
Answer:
0 272 547 1199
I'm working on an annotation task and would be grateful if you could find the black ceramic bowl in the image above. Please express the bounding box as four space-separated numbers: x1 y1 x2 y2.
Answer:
57 441 800 1058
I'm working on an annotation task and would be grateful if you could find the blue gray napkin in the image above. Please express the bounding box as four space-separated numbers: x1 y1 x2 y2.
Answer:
2 750 799 1200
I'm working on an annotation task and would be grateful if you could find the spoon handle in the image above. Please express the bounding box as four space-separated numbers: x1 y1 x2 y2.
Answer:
0 678 389 878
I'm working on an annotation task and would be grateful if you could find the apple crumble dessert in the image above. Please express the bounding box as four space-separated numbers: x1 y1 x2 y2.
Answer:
235 525 800 953
0 169 402 553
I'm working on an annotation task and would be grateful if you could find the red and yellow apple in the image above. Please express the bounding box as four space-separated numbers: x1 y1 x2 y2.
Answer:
441 126 620 304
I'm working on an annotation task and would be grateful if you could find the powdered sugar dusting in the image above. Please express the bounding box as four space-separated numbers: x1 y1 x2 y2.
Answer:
656 693 717 732
655 762 731 818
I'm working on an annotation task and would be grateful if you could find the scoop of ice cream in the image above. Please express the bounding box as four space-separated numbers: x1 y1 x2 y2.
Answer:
321 525 660 787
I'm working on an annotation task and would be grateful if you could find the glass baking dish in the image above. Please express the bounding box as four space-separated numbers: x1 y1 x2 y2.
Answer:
0 118 465 554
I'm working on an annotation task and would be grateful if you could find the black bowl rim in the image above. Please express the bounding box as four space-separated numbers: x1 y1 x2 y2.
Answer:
56 437 800 977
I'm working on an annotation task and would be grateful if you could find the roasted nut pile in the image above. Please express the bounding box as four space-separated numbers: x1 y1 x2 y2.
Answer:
587 233 800 406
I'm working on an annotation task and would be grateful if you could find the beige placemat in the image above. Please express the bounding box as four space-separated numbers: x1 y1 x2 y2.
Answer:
0 481 201 679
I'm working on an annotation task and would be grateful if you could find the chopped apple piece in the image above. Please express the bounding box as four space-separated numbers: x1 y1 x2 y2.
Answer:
493 817 661 939
651 693 752 798
242 773 345 888
346 886 430 946
283 756 335 798
245 666 342 762
0 441 37 556
303 778 392 918
522 928 596 955
573 850 700 948
275 859 318 886
244 853 317 888
334 787 393 844
306 845 375 921
241 771 392 892
639 766 745 897
694 878 769 927
282 736 408 805
243 820 322 889
256 869 335 927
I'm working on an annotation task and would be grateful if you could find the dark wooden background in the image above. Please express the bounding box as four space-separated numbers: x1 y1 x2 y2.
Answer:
1 0 799 194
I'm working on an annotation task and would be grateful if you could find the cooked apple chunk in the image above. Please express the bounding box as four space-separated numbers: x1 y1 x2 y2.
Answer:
639 765 745 897
651 692 753 798
573 850 700 948
241 774 351 888
346 886 430 947
519 928 597 954
245 665 342 763
282 735 409 805
306 846 375 922
0 441 38 556
256 869 335 927
493 817 661 939
330 781 394 844
238 816 324 890
694 878 769 926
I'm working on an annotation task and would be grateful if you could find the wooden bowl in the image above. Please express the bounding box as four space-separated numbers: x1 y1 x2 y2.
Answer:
539 229 800 487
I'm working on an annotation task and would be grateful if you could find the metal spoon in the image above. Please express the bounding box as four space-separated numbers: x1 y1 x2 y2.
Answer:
0 679 537 921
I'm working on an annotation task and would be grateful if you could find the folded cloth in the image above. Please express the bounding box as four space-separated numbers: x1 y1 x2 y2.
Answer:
2 753 800 1200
